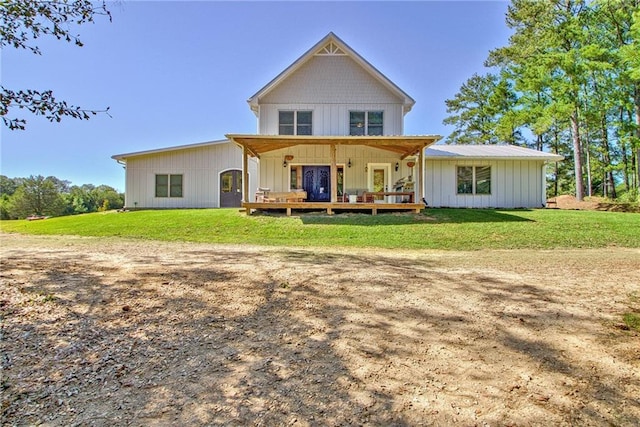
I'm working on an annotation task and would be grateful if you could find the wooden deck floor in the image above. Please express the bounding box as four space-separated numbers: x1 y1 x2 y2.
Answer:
242 202 424 216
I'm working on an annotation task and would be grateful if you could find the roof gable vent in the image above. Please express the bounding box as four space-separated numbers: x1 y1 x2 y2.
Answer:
316 41 346 56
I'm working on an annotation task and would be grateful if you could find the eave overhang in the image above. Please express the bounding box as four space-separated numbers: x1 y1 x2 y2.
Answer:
111 139 230 161
226 134 442 159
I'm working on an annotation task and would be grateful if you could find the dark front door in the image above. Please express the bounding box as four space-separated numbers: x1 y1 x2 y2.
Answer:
220 169 242 207
302 166 330 202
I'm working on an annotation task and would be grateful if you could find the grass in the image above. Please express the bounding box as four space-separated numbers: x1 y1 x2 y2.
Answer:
1 208 639 250
623 313 640 332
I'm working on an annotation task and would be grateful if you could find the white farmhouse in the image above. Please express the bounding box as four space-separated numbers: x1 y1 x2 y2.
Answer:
113 33 561 213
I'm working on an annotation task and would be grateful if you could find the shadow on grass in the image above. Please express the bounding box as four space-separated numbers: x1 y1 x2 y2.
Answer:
296 208 535 225
425 208 535 224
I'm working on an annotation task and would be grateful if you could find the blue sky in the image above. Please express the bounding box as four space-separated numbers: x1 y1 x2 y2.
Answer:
1 1 511 191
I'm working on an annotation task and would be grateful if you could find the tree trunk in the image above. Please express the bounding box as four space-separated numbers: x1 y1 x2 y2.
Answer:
621 107 630 191
635 86 640 190
553 127 560 196
601 114 616 199
570 110 585 201
583 115 592 198
536 134 544 151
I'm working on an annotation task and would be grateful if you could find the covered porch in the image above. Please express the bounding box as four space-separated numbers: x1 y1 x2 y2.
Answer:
226 134 441 215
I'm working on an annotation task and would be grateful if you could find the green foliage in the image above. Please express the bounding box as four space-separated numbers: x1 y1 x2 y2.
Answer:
617 187 639 204
0 194 11 220
1 208 638 251
0 175 19 196
444 0 640 201
622 313 640 331
443 73 521 144
8 175 66 218
0 175 123 219
0 0 111 130
97 199 110 212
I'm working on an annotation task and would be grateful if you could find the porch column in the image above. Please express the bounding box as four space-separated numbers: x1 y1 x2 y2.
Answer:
242 147 249 203
330 143 337 203
417 145 424 204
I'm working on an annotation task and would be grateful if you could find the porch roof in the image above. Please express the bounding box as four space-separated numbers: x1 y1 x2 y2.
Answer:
225 134 442 159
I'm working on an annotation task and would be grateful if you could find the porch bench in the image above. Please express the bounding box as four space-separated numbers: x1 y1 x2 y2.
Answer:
362 191 415 203
263 190 307 203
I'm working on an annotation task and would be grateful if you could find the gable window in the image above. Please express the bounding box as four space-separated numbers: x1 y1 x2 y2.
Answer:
279 111 312 135
349 111 383 136
156 174 183 197
457 166 491 195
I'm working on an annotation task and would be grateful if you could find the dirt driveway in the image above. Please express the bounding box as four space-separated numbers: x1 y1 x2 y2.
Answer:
1 234 639 426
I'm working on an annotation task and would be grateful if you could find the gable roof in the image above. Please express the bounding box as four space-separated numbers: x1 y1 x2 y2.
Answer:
112 139 231 161
247 32 416 115
424 145 564 162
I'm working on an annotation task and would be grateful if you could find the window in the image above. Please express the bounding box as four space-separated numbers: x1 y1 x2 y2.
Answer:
290 166 300 189
457 166 491 195
349 111 383 136
279 110 312 135
156 174 183 197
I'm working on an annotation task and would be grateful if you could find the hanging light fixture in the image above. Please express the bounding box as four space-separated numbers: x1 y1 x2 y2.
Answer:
348 158 352 168
395 162 399 172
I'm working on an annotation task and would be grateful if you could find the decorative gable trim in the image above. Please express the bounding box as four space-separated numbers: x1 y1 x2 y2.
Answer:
315 41 346 56
247 32 415 116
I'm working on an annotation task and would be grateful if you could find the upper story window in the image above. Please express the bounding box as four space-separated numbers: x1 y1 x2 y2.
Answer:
349 111 383 136
279 111 312 135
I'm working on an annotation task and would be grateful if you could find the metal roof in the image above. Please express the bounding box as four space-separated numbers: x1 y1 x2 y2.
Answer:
111 139 230 161
424 145 564 161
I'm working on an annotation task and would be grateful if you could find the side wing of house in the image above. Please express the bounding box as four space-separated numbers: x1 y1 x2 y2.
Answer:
113 140 257 209
424 145 563 208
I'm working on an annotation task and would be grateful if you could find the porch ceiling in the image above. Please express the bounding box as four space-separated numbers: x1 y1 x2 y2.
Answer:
225 134 442 159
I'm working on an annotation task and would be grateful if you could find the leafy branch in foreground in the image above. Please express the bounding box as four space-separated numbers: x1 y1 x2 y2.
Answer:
0 0 112 130
0 86 111 130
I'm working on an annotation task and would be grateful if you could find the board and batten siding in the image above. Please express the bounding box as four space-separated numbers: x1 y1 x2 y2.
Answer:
258 55 405 136
259 145 413 194
123 143 256 208
424 159 547 208
258 103 403 136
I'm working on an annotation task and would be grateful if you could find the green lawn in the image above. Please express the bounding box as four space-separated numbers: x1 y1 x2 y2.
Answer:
1 208 638 250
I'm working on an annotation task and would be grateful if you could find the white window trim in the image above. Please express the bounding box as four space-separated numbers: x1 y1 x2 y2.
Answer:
456 166 492 196
155 173 184 198
367 163 392 202
349 110 384 136
278 110 313 136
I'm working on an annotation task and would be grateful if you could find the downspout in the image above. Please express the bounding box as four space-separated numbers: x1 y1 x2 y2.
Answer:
116 159 127 207
542 162 547 208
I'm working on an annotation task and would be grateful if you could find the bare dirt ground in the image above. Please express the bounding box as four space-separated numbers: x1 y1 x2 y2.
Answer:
1 234 639 426
548 195 640 213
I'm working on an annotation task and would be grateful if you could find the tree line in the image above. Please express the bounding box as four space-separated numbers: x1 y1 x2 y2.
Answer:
0 175 124 220
443 0 640 202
